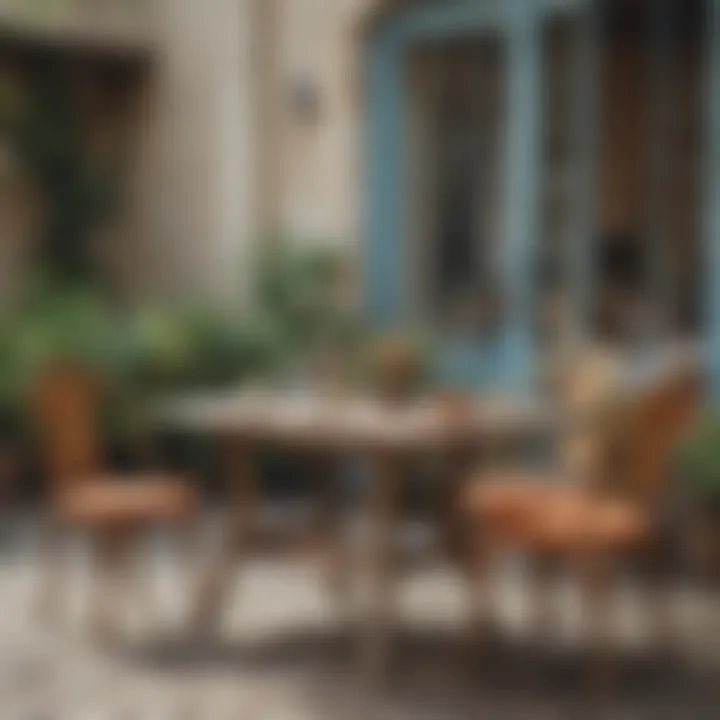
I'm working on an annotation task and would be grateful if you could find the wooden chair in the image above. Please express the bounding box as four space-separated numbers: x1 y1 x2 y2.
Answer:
463 350 622 542
31 363 198 641
462 361 701 679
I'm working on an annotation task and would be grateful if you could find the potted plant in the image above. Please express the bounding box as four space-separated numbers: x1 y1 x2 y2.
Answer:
365 333 431 404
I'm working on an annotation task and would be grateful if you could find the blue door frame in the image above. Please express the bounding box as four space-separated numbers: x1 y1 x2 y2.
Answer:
364 0 589 391
706 0 720 400
366 0 720 394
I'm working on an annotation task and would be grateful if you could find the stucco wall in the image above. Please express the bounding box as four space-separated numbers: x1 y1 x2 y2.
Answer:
278 0 364 245
122 0 377 304
132 0 380 304
122 0 256 306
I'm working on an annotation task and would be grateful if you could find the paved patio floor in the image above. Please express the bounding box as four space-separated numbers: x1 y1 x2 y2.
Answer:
1 514 720 719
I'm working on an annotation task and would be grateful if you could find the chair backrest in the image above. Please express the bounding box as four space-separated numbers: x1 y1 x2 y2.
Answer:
614 366 701 507
30 364 104 495
556 350 622 484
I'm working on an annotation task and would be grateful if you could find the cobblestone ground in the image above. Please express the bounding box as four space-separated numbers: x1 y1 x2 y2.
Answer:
1 515 720 720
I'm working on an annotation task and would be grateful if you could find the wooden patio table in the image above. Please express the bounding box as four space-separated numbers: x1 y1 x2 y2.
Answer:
153 389 551 676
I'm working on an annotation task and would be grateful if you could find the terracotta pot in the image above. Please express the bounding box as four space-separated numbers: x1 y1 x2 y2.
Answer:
370 337 424 403
436 390 473 424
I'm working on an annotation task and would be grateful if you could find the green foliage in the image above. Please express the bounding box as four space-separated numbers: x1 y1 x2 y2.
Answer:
0 281 288 463
0 244 361 410
0 319 26 440
255 240 443 392
676 412 720 505
6 0 76 18
177 309 282 389
3 67 118 284
10 278 121 375
257 242 363 357
0 278 121 441
124 305 283 393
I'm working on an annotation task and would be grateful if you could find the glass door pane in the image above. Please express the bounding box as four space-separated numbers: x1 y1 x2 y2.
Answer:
593 0 704 344
407 35 507 342
537 10 590 350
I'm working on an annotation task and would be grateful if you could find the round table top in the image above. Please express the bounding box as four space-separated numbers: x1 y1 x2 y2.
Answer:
152 390 555 452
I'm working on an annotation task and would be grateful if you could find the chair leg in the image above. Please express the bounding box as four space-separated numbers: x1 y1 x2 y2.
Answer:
103 522 190 639
362 450 401 681
441 450 476 564
526 554 558 647
90 528 131 645
35 517 67 627
163 517 207 626
172 517 204 632
642 544 681 661
579 553 616 691
314 453 351 608
190 438 257 634
463 528 495 662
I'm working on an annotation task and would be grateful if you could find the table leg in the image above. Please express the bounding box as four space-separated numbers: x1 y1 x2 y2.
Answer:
314 452 351 607
441 449 477 564
579 552 616 691
362 450 401 680
35 516 67 627
463 524 496 663
191 436 258 633
91 528 131 646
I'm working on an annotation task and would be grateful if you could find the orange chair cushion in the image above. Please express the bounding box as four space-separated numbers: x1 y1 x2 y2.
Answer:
463 473 583 539
517 495 652 556
54 475 197 528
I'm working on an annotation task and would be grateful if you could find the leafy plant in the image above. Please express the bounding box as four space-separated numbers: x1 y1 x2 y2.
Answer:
362 332 435 398
0 320 27 442
676 412 720 508
4 67 119 285
9 278 122 375
123 305 283 393
259 244 350 338
256 242 366 381
177 309 282 389
0 279 118 455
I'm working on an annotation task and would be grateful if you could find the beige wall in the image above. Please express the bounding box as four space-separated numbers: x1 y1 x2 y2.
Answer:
132 0 378 305
123 0 257 306
277 0 365 246
106 0 379 305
